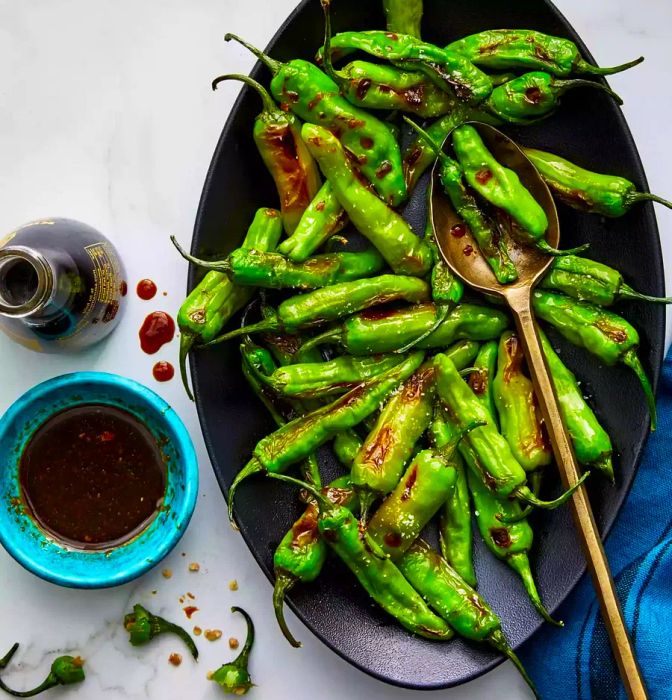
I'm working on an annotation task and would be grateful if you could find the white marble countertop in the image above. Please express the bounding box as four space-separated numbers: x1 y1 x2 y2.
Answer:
0 1 670 698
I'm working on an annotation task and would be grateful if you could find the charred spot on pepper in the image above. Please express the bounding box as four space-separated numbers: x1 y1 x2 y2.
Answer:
469 368 488 395
322 528 339 543
400 465 419 501
291 506 319 548
490 527 512 548
356 79 373 100
284 90 300 103
376 161 393 179
475 169 493 185
384 531 403 549
363 425 394 472
595 319 628 343
503 335 524 382
324 486 353 506
404 145 423 168
307 93 324 111
524 86 543 104
189 309 206 325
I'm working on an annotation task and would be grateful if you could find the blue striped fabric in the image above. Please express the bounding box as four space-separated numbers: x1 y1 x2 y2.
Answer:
519 348 672 700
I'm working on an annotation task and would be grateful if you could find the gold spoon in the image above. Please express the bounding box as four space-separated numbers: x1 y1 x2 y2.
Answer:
430 122 648 700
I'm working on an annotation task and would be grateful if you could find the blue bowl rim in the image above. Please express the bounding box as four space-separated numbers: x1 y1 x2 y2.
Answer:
0 371 199 588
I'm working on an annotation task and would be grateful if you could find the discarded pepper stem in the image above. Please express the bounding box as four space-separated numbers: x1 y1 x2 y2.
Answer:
0 645 85 698
210 607 255 695
124 603 199 660
224 33 282 75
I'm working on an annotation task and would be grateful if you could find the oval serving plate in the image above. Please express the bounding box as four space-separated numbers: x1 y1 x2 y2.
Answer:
189 0 664 689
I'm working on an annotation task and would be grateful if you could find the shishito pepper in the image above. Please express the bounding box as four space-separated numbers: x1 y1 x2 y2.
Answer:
446 29 643 78
332 429 363 468
434 352 588 508
523 147 672 217
397 540 538 697
467 467 562 627
493 331 552 473
383 0 423 38
124 604 199 660
540 254 672 306
366 424 480 560
405 118 518 284
210 607 255 695
468 340 498 425
273 476 357 647
538 328 614 482
532 289 656 430
484 71 622 125
205 274 431 347
301 123 433 276
177 207 283 399
270 473 454 640
212 74 321 234
256 353 406 399
0 644 85 698
277 182 347 262
431 414 477 587
225 34 407 207
171 241 386 291
316 27 493 104
227 351 425 519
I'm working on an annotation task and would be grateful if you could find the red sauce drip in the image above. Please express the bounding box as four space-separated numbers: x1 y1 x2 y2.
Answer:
475 169 493 185
153 361 175 382
119 281 128 297
137 279 158 300
463 244 474 256
139 312 175 354
183 606 199 619
450 223 467 238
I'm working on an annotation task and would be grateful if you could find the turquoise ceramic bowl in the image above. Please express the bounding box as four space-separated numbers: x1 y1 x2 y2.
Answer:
0 372 198 588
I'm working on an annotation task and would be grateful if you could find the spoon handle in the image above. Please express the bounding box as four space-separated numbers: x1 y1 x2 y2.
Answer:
507 287 649 700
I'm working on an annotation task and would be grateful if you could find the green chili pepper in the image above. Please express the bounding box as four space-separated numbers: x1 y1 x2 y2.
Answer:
446 29 643 78
270 473 454 640
210 607 255 695
316 27 493 104
124 604 198 660
493 331 552 473
468 340 498 425
205 274 430 347
0 644 85 698
225 34 407 207
213 74 321 235
273 476 357 647
351 362 436 518
332 429 363 468
523 147 672 217
256 353 407 399
539 328 614 482
276 181 348 262
301 302 509 356
405 117 518 283
434 352 588 507
431 414 477 587
466 467 562 627
532 289 656 430
228 351 424 519
177 207 283 399
172 241 386 290
397 540 539 697
301 123 432 276
485 71 622 125
367 424 480 559
383 0 422 38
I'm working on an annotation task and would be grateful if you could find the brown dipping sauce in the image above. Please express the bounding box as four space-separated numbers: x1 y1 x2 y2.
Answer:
19 404 166 549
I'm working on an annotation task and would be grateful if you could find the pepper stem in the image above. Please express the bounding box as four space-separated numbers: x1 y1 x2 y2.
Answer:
266 472 333 511
576 55 644 76
179 333 196 402
394 303 449 354
0 645 19 671
170 235 231 273
622 349 657 431
620 283 672 305
296 327 342 357
212 73 277 114
199 317 278 348
319 0 341 87
513 470 590 510
627 191 672 211
557 78 623 106
231 607 255 668
488 630 539 699
357 489 377 524
228 458 264 523
0 676 57 698
273 572 302 648
224 33 282 74
155 618 199 660
536 239 590 257
438 420 486 458
507 552 564 627
402 116 454 167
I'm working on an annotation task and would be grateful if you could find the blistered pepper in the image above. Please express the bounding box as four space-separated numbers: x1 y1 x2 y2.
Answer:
227 352 425 519
485 71 622 125
532 289 656 429
172 242 386 291
446 29 643 78
177 207 283 399
301 123 433 276
493 331 552 473
225 33 407 206
212 73 321 234
468 340 498 425
523 147 672 217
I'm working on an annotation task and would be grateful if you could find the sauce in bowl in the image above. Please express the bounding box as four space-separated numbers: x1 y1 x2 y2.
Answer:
19 404 166 549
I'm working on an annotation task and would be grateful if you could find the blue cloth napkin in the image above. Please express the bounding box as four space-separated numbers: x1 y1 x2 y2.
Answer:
519 347 672 700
